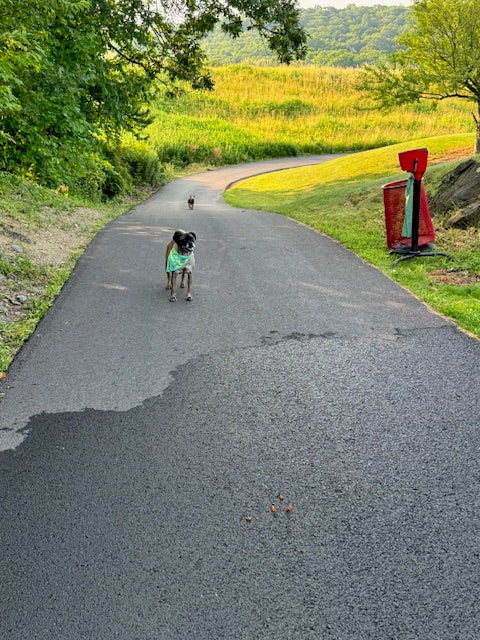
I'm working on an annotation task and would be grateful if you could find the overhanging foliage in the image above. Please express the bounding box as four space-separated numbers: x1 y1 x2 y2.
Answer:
0 0 306 191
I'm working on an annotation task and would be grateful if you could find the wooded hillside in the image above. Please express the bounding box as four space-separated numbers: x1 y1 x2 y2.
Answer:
202 5 409 67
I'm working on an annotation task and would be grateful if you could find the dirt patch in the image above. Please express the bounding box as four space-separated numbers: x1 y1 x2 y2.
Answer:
429 269 480 285
0 206 111 327
0 207 106 265
429 147 474 165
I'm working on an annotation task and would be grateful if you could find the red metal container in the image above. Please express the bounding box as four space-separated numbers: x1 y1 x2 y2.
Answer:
382 179 435 250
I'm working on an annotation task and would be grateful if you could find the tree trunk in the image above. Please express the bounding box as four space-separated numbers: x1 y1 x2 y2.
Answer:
475 105 480 155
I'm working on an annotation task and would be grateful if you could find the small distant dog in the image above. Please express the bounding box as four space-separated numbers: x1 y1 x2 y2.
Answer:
165 230 196 302
187 195 195 210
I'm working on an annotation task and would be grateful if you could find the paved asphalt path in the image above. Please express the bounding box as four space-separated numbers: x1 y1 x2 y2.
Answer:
1 156 480 639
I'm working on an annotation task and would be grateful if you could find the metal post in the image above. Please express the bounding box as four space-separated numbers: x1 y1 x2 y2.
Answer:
392 156 452 266
411 177 421 253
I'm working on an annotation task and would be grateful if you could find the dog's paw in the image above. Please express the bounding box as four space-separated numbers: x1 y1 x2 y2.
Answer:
169 295 177 302
186 294 192 301
180 283 185 288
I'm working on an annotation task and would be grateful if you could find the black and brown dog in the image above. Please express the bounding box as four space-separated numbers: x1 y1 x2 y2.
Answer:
187 195 195 210
165 229 196 302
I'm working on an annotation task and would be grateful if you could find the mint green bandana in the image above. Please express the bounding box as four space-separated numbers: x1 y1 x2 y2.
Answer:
402 174 414 237
166 247 193 272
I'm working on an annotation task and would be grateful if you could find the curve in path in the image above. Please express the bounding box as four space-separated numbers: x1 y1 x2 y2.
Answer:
1 157 480 639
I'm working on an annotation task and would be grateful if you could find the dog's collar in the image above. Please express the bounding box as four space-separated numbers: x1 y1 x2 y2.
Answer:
166 247 193 272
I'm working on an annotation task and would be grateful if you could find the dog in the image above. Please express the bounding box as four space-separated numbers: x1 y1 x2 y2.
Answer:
187 195 195 210
165 230 196 302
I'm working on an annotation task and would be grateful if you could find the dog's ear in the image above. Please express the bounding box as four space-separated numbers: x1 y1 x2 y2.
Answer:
173 230 183 243
189 232 197 241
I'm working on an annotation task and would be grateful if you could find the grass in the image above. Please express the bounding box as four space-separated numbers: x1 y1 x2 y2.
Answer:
141 66 475 166
224 134 480 339
0 258 74 369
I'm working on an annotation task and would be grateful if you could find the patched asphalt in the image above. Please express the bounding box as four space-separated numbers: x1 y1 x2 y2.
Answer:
1 157 479 639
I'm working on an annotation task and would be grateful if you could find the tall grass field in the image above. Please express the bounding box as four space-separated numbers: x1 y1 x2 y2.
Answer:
135 65 475 166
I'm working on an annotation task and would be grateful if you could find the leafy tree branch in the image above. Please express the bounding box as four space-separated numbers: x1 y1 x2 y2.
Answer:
0 0 306 187
361 0 480 153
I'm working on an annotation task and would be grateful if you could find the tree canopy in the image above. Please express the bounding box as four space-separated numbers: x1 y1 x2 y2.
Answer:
0 0 306 189
362 0 480 152
202 5 409 67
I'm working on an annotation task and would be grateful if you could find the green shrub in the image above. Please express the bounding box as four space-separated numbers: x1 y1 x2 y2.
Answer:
100 161 126 200
117 144 167 186
63 153 127 201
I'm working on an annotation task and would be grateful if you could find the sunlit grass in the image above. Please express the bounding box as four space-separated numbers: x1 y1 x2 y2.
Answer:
140 66 476 166
227 135 475 192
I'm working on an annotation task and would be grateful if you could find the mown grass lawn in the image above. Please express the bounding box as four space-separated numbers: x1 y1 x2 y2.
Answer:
225 134 480 339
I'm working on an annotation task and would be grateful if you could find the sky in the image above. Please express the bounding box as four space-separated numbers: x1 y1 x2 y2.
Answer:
297 0 412 8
